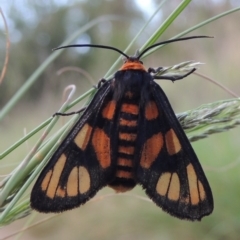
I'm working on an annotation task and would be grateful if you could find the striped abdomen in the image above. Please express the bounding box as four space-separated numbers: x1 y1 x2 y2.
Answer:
109 92 139 192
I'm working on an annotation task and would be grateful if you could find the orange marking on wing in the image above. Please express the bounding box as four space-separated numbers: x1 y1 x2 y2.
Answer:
46 154 66 199
74 123 92 150
56 186 66 197
119 133 137 142
145 101 159 120
67 167 78 197
187 163 199 205
102 100 116 120
118 158 133 167
119 118 137 127
120 60 146 71
41 170 52 191
79 166 91 194
168 173 180 201
156 172 171 196
198 180 206 201
140 133 163 168
165 129 181 155
118 146 135 155
121 103 139 115
92 128 111 168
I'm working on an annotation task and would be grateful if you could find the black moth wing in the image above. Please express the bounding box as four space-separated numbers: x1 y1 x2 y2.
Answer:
135 80 213 220
31 80 119 213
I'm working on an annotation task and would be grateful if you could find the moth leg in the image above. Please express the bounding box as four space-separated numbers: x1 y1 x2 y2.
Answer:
148 67 163 74
153 68 196 82
93 78 107 89
54 78 107 117
53 106 87 117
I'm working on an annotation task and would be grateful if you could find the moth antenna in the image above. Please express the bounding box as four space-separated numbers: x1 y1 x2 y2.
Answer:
53 44 129 59
138 36 213 59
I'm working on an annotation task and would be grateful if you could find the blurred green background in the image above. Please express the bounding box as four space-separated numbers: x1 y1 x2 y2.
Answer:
1 0 240 239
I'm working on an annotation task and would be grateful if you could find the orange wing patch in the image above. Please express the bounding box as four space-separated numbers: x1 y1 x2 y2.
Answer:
145 101 159 120
52 166 91 198
79 166 91 194
156 172 171 196
74 123 93 150
92 128 111 168
156 172 180 201
67 167 79 197
45 154 67 199
165 129 181 155
102 100 116 120
41 170 52 191
198 180 206 201
187 163 204 205
156 165 207 206
167 173 180 201
140 133 163 168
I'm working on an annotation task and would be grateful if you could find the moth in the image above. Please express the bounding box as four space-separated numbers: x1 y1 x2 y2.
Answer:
31 36 213 221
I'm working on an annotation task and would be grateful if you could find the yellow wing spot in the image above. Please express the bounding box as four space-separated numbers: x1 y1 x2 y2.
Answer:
41 170 52 191
56 186 66 197
121 103 139 115
46 154 66 199
92 128 111 168
168 173 180 201
198 180 206 201
187 163 199 205
74 123 93 150
118 146 135 155
67 167 78 197
119 118 137 127
102 100 116 120
165 129 181 155
145 101 159 120
79 166 91 194
140 133 163 168
156 172 171 196
119 133 137 142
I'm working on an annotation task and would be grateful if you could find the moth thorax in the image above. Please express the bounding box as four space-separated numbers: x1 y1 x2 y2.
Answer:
120 59 146 71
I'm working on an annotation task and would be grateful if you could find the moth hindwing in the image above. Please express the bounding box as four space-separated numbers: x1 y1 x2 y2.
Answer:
31 38 213 221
